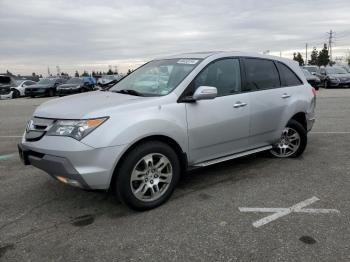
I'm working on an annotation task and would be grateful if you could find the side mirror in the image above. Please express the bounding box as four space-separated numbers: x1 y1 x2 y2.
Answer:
193 86 217 101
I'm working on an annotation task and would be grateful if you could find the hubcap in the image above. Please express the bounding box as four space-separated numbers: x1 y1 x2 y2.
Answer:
270 127 301 157
130 153 173 202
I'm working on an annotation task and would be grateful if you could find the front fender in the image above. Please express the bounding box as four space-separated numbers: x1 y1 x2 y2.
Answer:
82 103 188 153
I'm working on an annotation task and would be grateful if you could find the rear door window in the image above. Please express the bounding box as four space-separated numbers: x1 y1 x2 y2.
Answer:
244 58 280 90
276 62 303 87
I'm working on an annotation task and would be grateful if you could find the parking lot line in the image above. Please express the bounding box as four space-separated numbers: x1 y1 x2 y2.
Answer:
239 196 340 228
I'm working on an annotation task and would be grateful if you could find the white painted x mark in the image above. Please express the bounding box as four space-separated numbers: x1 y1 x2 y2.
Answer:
239 196 340 228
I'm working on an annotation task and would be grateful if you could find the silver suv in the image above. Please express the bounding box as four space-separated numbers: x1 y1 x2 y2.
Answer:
18 51 316 210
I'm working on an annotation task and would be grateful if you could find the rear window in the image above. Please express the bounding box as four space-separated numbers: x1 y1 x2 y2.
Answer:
277 62 303 87
244 58 280 90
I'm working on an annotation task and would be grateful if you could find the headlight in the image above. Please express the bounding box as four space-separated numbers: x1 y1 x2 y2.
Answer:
72 85 81 89
47 117 108 140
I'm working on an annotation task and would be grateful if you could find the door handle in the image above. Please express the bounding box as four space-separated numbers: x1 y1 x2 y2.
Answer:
281 93 291 99
233 102 247 108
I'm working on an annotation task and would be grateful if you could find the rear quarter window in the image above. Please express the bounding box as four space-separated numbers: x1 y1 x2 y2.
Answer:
276 62 303 87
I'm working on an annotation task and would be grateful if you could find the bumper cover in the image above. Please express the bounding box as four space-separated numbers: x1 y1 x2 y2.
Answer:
18 136 127 190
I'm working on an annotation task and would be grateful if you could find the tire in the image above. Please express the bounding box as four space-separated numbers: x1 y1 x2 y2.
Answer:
48 89 54 97
269 119 307 158
116 141 180 211
324 80 329 89
12 89 20 99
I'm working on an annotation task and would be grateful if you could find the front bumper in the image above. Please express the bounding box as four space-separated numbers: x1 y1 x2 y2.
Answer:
57 88 81 95
18 135 127 190
0 91 13 99
328 79 350 87
25 89 48 96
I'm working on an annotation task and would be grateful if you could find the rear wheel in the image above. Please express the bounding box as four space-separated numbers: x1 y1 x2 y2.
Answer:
270 119 307 158
116 141 180 211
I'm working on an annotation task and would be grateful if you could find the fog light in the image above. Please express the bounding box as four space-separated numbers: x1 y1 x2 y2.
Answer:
56 176 82 188
56 176 67 184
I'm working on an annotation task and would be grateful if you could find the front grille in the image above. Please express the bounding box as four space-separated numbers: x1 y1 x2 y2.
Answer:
0 88 11 95
25 117 55 141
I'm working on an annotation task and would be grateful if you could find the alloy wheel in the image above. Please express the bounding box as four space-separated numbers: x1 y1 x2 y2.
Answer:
130 153 173 202
270 127 301 158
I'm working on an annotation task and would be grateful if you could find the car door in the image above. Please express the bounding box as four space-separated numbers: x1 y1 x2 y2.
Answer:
243 58 288 147
184 58 251 164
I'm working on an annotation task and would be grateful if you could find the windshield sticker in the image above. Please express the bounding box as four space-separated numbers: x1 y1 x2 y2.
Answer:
177 59 199 65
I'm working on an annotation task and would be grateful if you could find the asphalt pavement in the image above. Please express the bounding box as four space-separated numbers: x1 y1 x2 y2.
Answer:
0 89 349 261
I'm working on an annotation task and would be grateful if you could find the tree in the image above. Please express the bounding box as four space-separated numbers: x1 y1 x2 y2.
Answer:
92 70 96 76
308 47 318 65
81 70 89 77
317 43 330 66
293 52 304 66
106 69 114 75
75 71 79 77
127 69 133 75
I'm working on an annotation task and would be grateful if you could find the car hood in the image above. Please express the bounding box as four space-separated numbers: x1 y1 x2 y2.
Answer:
306 75 319 81
0 84 12 89
34 90 158 119
329 73 350 78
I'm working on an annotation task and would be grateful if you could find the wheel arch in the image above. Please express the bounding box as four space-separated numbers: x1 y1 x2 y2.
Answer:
109 135 188 192
290 112 307 131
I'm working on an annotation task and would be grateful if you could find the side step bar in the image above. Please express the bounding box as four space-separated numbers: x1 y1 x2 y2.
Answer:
193 145 272 167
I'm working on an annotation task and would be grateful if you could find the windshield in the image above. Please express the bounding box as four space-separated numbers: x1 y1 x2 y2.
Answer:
16 80 24 85
303 69 312 77
38 78 54 84
109 58 202 96
326 67 347 74
67 78 82 84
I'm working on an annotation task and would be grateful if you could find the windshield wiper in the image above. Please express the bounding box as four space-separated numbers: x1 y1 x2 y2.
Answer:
112 89 144 96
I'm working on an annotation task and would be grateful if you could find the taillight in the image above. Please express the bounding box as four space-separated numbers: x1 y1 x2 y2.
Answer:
312 87 317 97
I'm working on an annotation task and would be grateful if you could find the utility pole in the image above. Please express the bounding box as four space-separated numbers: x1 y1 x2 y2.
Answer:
327 30 334 63
305 43 308 65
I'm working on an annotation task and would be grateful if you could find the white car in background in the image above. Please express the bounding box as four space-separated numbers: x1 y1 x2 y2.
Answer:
13 80 37 98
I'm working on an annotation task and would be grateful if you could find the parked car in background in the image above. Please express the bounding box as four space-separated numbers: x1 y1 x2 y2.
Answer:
25 78 65 97
303 65 321 76
339 65 350 73
302 69 321 90
97 75 121 86
320 66 350 88
19 51 316 210
57 77 94 96
13 80 37 98
0 75 17 99
82 76 96 87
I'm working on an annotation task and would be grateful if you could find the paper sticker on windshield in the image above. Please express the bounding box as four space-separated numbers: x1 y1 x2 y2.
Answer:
177 59 199 65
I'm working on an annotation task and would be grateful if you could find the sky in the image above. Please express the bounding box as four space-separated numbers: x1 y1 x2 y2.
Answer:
1 0 350 76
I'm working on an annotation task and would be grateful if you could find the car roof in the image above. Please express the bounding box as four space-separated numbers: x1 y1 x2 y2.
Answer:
157 51 297 65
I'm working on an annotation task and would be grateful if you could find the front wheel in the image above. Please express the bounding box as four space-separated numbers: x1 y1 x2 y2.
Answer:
12 89 20 99
116 141 180 211
270 119 307 158
48 89 55 97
